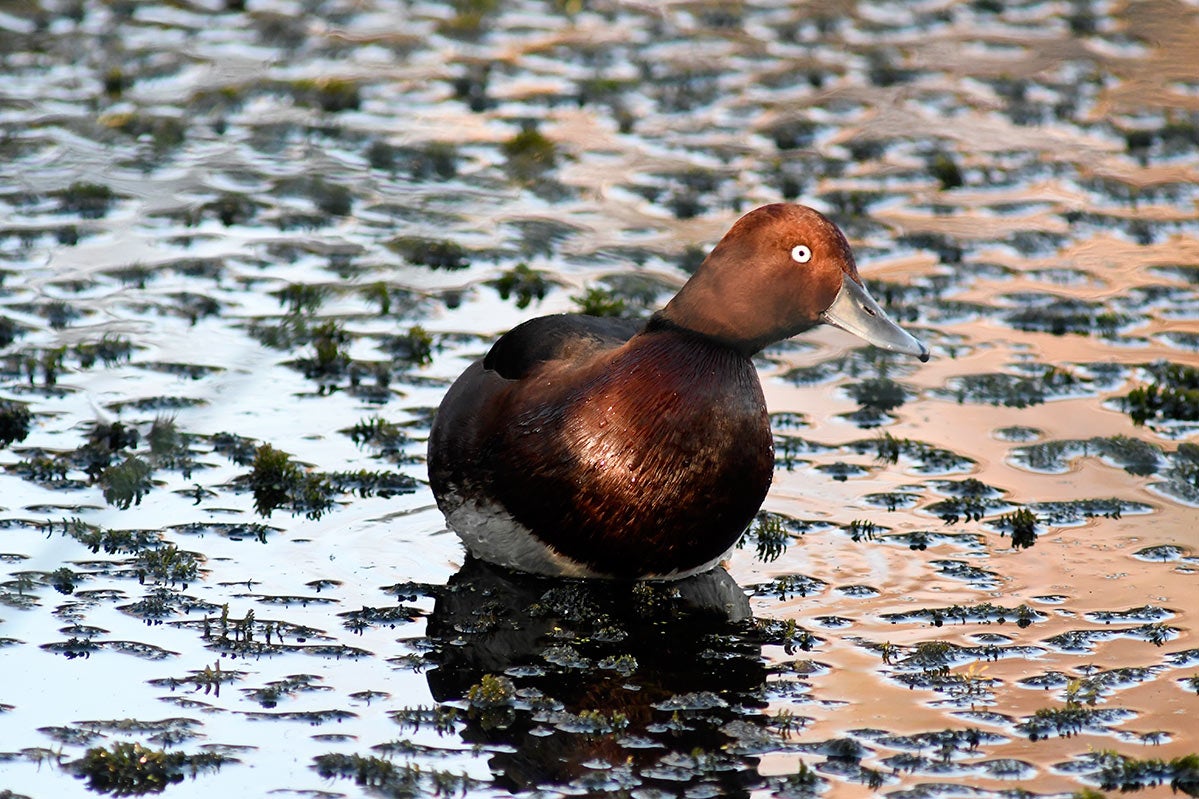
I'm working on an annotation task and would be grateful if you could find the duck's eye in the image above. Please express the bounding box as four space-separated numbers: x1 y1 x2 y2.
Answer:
791 244 812 264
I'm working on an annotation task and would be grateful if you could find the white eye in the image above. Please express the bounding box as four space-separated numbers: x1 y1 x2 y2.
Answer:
791 244 812 263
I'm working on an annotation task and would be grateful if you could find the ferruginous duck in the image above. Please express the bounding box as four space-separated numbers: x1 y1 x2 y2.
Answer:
428 203 928 579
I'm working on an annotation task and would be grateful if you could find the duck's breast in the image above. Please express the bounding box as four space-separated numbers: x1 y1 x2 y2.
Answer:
488 331 774 576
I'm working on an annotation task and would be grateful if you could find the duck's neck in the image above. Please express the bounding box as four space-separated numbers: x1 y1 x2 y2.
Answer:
646 310 771 357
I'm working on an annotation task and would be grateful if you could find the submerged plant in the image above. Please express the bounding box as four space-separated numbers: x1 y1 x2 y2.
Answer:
995 508 1039 549
247 444 333 520
100 455 153 509
73 741 227 795
0 399 32 447
492 263 552 309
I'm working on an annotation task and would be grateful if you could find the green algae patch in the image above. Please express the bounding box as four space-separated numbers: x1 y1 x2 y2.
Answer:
72 740 229 795
938 365 1089 408
313 752 478 796
387 236 471 270
246 444 334 520
502 125 558 184
1065 750 1199 795
57 181 119 219
1121 361 1199 428
0 399 32 446
242 442 416 520
571 286 627 317
1011 436 1164 476
490 263 556 309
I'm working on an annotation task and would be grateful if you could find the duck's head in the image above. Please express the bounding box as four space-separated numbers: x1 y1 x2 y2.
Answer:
658 203 929 360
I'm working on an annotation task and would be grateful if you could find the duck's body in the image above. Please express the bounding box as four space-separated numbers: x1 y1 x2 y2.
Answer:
428 204 928 579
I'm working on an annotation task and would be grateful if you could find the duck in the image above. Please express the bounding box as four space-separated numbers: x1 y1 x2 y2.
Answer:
427 203 928 580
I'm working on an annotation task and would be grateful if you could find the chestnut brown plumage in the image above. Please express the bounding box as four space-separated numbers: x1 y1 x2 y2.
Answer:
428 203 928 579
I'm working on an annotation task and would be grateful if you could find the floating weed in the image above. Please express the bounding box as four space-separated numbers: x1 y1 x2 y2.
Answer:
345 416 409 457
74 334 134 368
930 559 1001 590
57 181 118 219
748 573 828 601
1012 436 1164 476
136 544 200 588
993 507 1039 549
929 151 964 190
1002 295 1132 336
395 141 460 180
502 125 557 183
738 512 791 563
490 263 554 309
314 752 476 796
939 365 1087 408
339 604 422 633
1028 497 1150 526
1121 361 1199 428
388 236 470 270
1065 750 1199 794
571 286 626 317
288 77 360 113
846 519 882 542
757 617 819 653
293 320 350 379
384 326 434 367
861 491 921 511
146 416 191 473
72 740 228 794
100 456 154 510
273 283 328 314
53 518 159 554
241 674 329 708
388 705 460 737
925 495 995 524
1132 543 1194 563
0 399 32 446
881 603 1044 628
851 435 975 474
773 433 830 470
1020 705 1134 741
148 661 244 696
246 443 334 520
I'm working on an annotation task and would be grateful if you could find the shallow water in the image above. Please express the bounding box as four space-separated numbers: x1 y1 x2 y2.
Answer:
1 0 1197 797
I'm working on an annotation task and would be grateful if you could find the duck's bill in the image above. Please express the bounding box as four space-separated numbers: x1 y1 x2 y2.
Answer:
820 278 930 362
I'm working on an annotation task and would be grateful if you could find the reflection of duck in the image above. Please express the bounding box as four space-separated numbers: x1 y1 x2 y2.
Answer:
428 204 928 579
424 557 770 796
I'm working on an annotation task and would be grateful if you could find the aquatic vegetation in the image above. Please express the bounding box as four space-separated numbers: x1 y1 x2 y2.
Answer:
881 603 1044 628
388 236 471 270
571 286 626 317
0 399 31 446
314 752 476 796
288 77 361 113
135 544 200 588
0 1 1195 797
502 125 558 184
100 456 154 510
71 741 228 795
383 326 435 367
1002 295 1132 336
940 365 1087 408
345 416 409 457
57 181 118 219
741 512 789 562
1122 361 1199 427
993 507 1039 549
1066 750 1199 794
246 443 334 520
1012 436 1165 476
490 263 554 309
